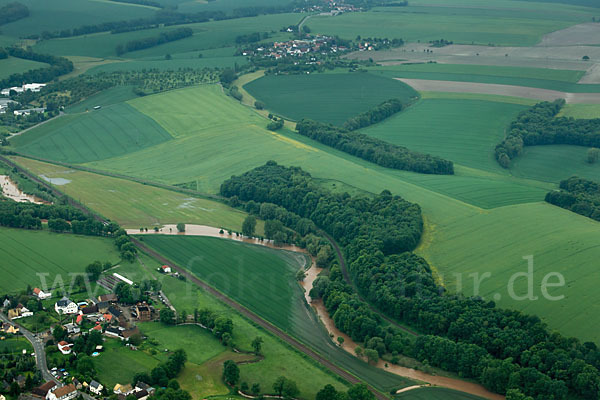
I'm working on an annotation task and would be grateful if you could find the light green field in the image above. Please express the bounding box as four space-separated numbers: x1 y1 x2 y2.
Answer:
12 103 172 163
308 0 596 47
421 91 538 106
0 337 33 355
362 98 526 173
0 56 49 79
0 0 155 38
84 55 247 74
11 156 253 231
0 226 121 293
510 145 600 183
243 72 419 125
66 85 138 113
369 64 600 93
112 251 353 398
558 103 600 119
33 14 300 59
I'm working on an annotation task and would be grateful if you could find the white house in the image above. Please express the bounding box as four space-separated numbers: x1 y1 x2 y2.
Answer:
57 341 72 355
47 384 77 400
55 298 78 315
33 287 51 300
160 265 171 273
22 83 46 92
89 381 103 396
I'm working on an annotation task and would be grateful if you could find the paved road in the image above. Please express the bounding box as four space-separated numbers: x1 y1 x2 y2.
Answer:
131 237 390 400
0 313 58 384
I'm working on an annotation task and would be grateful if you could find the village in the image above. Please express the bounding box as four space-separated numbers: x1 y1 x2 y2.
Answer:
0 266 180 400
0 83 46 116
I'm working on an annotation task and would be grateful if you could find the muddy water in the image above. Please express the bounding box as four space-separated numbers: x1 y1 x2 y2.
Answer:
131 224 504 399
0 175 47 204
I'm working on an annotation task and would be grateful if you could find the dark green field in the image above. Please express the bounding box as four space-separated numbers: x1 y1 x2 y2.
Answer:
244 72 419 125
397 387 486 400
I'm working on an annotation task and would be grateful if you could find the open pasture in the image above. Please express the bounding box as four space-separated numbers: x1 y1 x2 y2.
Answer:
11 103 172 163
244 72 418 125
0 226 121 293
10 156 252 231
308 0 596 47
0 56 49 80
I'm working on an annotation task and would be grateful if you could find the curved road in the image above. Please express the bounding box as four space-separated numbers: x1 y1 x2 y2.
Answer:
0 313 58 384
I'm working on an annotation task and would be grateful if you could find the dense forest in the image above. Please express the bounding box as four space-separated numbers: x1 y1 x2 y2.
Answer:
342 98 406 131
116 27 193 55
295 119 454 174
220 162 600 400
0 2 28 26
0 48 73 89
545 176 600 221
495 100 600 168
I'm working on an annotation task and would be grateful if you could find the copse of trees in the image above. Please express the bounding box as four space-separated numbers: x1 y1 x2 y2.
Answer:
295 119 454 174
0 2 29 26
342 98 405 131
545 176 600 221
495 99 600 168
220 161 600 400
235 31 269 44
116 27 193 55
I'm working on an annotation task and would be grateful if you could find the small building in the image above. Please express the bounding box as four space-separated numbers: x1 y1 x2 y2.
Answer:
134 303 151 322
57 341 72 355
55 298 78 315
9 304 33 319
13 108 45 116
63 323 80 335
134 383 154 396
122 327 140 342
104 326 122 339
1 322 19 334
98 294 117 303
22 83 46 92
160 265 172 274
108 306 122 320
46 384 77 400
89 381 103 395
2 298 10 308
82 304 99 315
32 382 57 399
33 288 51 300
89 324 102 333
113 384 132 395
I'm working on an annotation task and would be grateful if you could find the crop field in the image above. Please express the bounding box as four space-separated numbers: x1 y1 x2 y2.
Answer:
10 156 252 231
0 57 49 79
0 0 155 38
558 103 600 119
510 145 600 183
244 72 418 125
112 250 353 398
362 98 526 173
11 103 172 163
398 387 486 400
139 235 414 393
0 226 122 293
368 64 599 92
33 14 300 59
66 86 138 114
307 0 596 47
85 56 247 74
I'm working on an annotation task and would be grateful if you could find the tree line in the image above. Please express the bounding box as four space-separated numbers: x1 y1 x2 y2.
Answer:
0 47 74 89
295 119 454 174
495 99 600 168
0 2 28 26
342 98 406 131
545 176 600 221
109 0 164 9
220 161 600 400
116 27 193 55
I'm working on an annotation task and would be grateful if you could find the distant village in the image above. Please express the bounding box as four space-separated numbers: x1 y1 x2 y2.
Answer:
0 83 46 116
0 266 179 400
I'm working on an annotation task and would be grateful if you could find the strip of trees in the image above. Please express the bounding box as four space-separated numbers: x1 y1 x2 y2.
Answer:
546 176 600 221
342 98 405 131
116 27 193 55
495 99 600 168
0 48 74 89
295 119 454 174
220 161 600 400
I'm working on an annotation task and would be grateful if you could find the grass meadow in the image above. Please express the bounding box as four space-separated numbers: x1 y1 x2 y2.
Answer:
243 72 418 125
10 157 253 231
0 337 34 355
307 0 597 46
0 226 121 293
0 57 49 79
12 103 172 163
558 103 600 119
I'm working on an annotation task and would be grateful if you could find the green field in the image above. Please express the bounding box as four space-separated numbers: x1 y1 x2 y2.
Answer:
558 103 600 119
11 157 252 231
0 226 122 293
244 72 419 125
307 0 597 46
362 98 526 173
12 103 172 163
112 250 352 399
0 56 49 79
66 85 139 114
0 337 33 355
369 64 600 93
397 387 486 400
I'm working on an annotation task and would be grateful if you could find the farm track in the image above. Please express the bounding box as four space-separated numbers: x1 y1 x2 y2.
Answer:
130 236 389 400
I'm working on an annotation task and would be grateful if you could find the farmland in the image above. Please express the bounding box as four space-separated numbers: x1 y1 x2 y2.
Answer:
0 226 122 293
0 56 49 79
10 156 252 231
243 72 418 125
398 387 486 400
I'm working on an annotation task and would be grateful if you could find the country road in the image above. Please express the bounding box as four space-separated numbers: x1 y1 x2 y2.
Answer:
0 313 58 384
